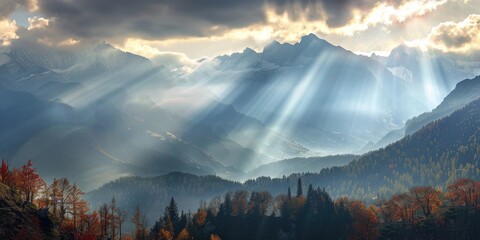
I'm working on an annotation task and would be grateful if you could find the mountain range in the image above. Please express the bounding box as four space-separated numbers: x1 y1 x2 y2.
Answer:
87 75 480 225
0 34 478 191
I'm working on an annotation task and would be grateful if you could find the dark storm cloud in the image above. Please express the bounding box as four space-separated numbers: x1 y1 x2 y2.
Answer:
0 0 35 19
33 0 403 41
319 0 371 27
38 0 266 40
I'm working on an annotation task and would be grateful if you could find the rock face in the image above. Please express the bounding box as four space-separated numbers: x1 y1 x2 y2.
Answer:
0 183 58 239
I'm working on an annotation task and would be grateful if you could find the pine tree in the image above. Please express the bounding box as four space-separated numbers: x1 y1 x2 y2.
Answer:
224 193 232 216
297 178 303 197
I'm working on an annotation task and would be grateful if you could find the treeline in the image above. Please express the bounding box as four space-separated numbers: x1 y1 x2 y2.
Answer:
86 172 244 227
267 97 480 201
86 98 480 226
141 178 480 240
2 159 480 239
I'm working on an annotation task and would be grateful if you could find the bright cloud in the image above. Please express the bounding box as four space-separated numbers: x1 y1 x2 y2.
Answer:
115 0 453 59
27 16 49 30
0 19 18 46
407 14 480 53
263 0 448 38
2 0 479 60
427 14 480 52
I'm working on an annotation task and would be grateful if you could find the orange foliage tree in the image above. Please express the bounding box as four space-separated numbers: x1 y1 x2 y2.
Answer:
194 209 207 226
177 228 190 240
391 193 417 224
158 228 173 240
17 160 44 202
446 178 480 208
76 211 101 240
410 186 442 219
344 199 379 240
1 159 8 184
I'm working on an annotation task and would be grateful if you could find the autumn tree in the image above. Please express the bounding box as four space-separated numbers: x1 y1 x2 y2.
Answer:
410 186 441 219
345 199 379 240
231 190 248 216
177 228 190 240
69 183 88 230
189 208 215 240
447 178 480 208
391 193 416 224
50 178 61 219
1 159 8 184
158 228 173 240
18 160 44 202
375 196 396 223
54 178 73 227
210 234 221 240
9 168 21 191
194 209 207 226
35 182 51 208
132 206 147 240
76 211 101 239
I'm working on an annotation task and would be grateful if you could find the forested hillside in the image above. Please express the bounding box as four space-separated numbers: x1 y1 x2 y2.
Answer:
87 96 480 223
247 154 357 179
405 75 480 135
2 159 480 239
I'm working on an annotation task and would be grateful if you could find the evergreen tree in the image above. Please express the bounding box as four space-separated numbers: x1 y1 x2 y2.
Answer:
224 193 232 216
297 178 303 197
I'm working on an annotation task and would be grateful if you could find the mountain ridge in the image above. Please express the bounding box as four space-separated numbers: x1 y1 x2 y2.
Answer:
88 90 480 222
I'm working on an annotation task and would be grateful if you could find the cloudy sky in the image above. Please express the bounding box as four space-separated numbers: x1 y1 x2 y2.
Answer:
1 0 479 63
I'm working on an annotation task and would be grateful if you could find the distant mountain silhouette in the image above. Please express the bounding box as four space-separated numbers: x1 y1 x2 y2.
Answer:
190 34 428 154
88 93 480 224
1 35 478 191
247 154 357 179
406 75 480 134
366 75 480 150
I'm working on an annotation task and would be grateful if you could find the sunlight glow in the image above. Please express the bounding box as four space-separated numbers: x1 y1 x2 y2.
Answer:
418 53 446 108
0 19 18 46
244 50 335 165
27 16 50 30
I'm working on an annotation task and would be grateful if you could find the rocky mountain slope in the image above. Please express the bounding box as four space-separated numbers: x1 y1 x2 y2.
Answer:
0 183 58 239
